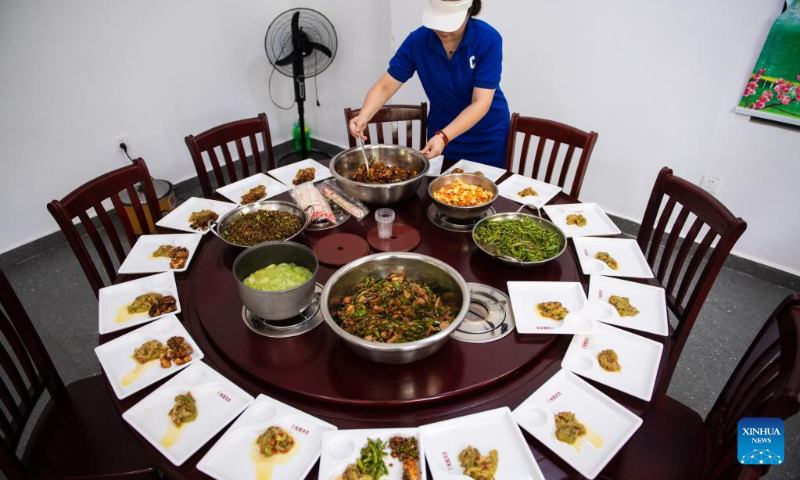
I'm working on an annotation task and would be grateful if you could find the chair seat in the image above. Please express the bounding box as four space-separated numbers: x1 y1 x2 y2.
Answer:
601 395 710 479
22 375 155 479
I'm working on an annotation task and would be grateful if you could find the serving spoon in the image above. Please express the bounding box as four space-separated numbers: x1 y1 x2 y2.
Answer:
357 136 370 173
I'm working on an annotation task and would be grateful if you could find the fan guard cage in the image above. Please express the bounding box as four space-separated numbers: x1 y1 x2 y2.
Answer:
265 8 337 78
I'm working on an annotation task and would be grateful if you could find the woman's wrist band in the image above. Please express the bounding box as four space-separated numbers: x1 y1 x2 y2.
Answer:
435 130 450 147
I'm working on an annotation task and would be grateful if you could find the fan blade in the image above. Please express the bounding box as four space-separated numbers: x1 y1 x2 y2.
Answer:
291 11 301 47
275 52 296 66
309 42 333 58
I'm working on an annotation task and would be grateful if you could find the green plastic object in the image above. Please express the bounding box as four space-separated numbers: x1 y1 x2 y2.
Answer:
293 122 312 152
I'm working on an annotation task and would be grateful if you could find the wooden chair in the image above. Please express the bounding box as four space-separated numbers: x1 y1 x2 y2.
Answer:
185 113 276 198
47 158 162 299
504 113 598 199
638 167 747 392
0 269 158 479
344 103 428 150
604 293 800 479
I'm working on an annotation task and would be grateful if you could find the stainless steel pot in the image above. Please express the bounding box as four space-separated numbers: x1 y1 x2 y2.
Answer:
320 252 470 364
428 173 499 220
208 200 312 248
330 144 429 205
233 241 319 321
472 205 567 267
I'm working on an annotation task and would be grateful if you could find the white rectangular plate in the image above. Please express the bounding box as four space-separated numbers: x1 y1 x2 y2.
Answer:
497 174 562 208
216 173 290 205
587 275 668 336
442 159 507 182
542 203 621 238
420 407 544 480
512 370 642 479
426 155 444 176
156 197 237 234
572 237 654 279
122 361 253 466
561 322 663 401
268 159 332 187
118 233 202 274
197 394 337 480
98 272 181 335
319 428 427 480
507 281 598 335
95 315 204 399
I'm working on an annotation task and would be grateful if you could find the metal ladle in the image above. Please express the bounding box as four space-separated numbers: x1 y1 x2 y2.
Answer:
357 136 370 173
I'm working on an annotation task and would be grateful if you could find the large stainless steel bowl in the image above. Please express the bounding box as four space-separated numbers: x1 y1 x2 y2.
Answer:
233 241 319 321
209 200 312 248
472 206 567 267
428 173 499 220
320 252 470 364
330 144 429 205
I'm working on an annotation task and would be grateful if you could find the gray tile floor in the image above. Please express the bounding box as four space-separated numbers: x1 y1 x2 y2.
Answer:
3 194 798 478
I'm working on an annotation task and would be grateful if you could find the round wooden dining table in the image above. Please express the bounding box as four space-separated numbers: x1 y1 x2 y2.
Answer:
103 166 671 480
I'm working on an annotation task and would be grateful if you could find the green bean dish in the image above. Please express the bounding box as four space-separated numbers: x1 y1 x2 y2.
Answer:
335 273 455 343
474 216 563 262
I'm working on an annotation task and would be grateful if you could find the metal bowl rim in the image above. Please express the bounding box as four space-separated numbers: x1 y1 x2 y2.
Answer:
320 252 471 352
213 200 308 248
233 240 320 294
471 212 568 266
330 144 431 188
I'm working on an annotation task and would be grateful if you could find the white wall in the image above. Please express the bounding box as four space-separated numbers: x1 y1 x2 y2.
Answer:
2 0 799 275
389 0 800 274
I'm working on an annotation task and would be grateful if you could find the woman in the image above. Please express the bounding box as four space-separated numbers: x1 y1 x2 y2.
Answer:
349 0 510 168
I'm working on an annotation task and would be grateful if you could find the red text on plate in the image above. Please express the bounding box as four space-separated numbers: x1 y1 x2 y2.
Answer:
442 451 452 469
547 391 562 403
581 338 590 349
217 392 232 402
291 425 310 435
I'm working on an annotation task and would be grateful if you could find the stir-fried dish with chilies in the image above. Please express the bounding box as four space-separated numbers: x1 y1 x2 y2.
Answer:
335 273 455 343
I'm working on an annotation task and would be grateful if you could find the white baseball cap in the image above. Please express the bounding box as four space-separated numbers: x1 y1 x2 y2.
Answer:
422 0 473 32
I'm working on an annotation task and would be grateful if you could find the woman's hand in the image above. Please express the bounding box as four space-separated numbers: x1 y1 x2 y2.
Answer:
349 116 368 140
420 133 446 159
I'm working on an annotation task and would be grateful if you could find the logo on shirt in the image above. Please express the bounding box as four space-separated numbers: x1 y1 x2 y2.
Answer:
469 55 476 69
738 418 784 465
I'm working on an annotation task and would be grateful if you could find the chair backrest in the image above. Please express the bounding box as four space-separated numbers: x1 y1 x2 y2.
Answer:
704 294 800 480
0 268 64 478
344 103 428 150
47 158 162 298
637 167 747 390
185 113 276 198
504 113 598 199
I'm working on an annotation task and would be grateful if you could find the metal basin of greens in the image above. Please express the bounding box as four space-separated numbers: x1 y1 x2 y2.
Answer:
472 207 567 266
208 201 312 248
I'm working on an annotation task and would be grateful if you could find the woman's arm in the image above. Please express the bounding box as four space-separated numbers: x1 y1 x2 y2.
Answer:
349 73 404 140
420 86 494 158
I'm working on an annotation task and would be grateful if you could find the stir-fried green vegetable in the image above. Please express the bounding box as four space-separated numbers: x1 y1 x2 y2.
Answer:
221 210 301 246
336 273 455 343
356 438 389 479
474 216 563 262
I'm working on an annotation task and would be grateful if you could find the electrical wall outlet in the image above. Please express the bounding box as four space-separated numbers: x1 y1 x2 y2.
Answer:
700 175 721 194
113 134 128 152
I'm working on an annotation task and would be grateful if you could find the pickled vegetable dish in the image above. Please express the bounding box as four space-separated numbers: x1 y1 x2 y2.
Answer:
256 426 295 457
243 263 313 291
459 446 499 480
221 210 302 246
598 349 622 372
169 392 197 427
474 216 563 262
554 411 586 444
609 295 639 317
335 273 455 343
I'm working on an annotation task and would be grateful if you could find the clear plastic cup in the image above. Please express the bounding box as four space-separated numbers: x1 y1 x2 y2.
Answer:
375 208 395 240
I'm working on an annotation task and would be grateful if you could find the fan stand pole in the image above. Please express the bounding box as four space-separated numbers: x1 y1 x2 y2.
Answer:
276 76 332 166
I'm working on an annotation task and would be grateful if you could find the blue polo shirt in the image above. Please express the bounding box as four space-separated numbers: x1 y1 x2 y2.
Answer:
388 18 510 168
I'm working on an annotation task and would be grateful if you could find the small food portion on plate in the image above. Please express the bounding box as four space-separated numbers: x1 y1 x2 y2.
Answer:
132 335 193 369
566 213 587 227
188 210 219 231
293 167 316 185
433 180 494 207
594 251 619 270
518 187 538 197
240 185 267 204
169 392 198 427
597 349 621 372
351 160 417 184
243 263 312 292
152 245 190 270
609 295 639 317
339 437 388 480
537 301 569 320
335 273 455 343
389 436 420 480
256 426 295 457
458 445 499 480
474 216 563 263
133 340 166 364
554 411 586 445
127 292 177 318
222 211 302 246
